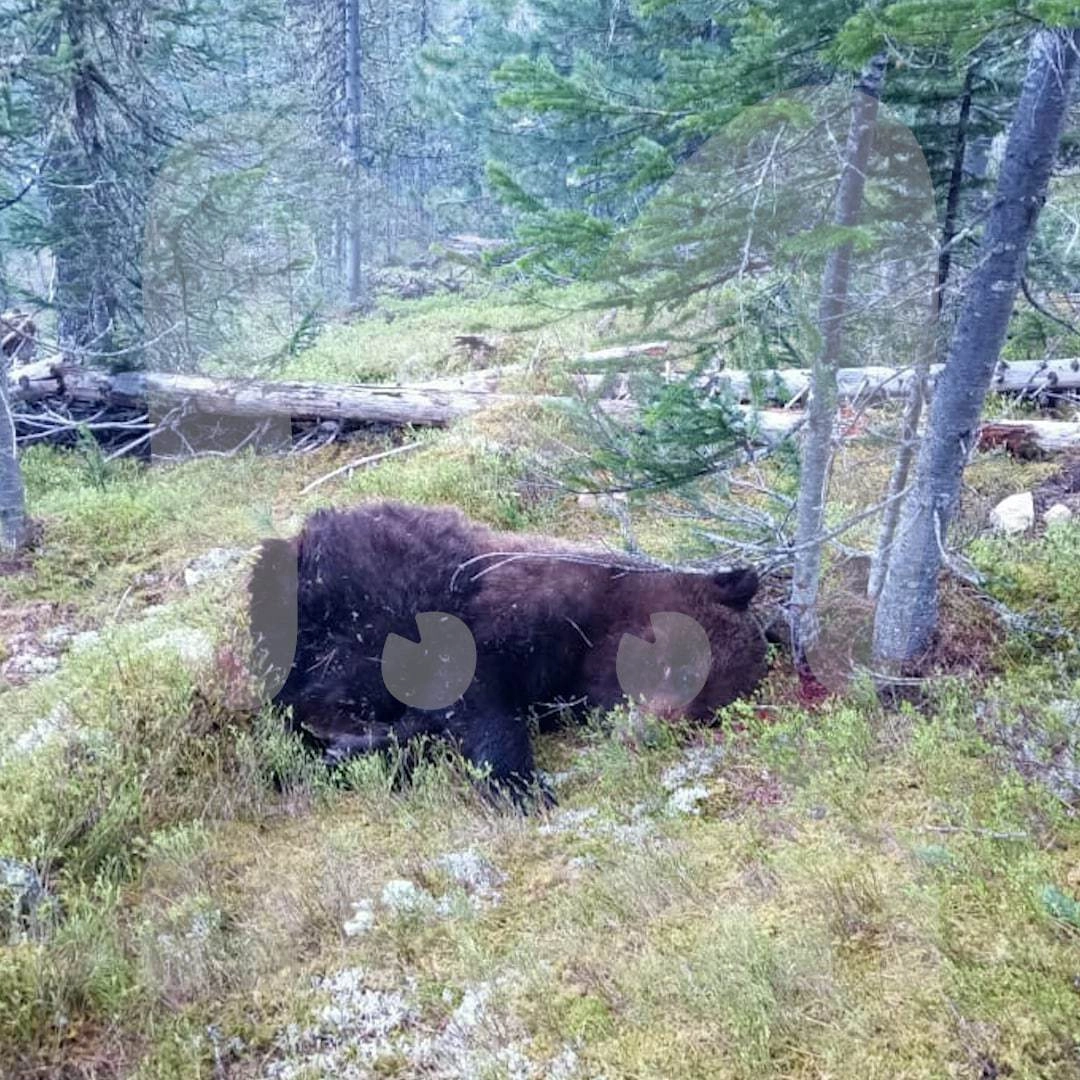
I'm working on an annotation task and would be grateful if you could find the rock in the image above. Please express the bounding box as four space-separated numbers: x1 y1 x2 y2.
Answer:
1 857 58 943
343 898 375 937
183 547 248 589
1045 502 1074 527
989 492 1034 534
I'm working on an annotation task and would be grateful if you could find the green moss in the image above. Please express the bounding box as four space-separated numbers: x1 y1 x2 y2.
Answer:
970 522 1080 631
3 293 1080 1078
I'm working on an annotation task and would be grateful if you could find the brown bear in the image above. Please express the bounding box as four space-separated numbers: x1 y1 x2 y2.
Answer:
249 500 767 803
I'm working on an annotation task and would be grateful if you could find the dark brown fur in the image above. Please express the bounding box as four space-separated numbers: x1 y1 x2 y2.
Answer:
250 501 767 801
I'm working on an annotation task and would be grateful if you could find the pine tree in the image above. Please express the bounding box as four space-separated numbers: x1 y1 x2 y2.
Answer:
872 25 1080 671
0 0 279 364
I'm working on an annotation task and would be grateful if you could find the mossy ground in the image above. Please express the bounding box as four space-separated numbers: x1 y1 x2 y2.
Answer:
2 292 1079 1079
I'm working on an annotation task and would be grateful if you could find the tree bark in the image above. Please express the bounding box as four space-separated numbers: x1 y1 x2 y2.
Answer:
344 0 365 308
873 28 1080 671
790 53 888 661
15 355 1080 406
0 351 27 553
7 364 805 443
867 357 929 600
870 64 979 598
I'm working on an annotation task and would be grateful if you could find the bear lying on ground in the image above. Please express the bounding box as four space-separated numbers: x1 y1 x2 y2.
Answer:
249 500 767 803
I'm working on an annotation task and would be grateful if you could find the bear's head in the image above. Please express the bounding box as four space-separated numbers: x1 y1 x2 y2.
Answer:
595 566 768 722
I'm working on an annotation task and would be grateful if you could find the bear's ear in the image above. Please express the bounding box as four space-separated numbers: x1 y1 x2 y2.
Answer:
711 567 759 609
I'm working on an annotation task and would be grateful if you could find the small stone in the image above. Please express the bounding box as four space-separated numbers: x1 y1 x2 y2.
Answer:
1045 503 1073 527
1 857 58 943
989 492 1034 534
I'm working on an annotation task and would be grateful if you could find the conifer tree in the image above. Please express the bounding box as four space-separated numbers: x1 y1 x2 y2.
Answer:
873 24 1080 670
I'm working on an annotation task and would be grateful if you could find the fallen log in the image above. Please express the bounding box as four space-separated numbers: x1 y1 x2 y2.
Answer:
15 364 1076 457
577 341 672 364
9 363 548 425
977 419 1080 456
573 355 1080 403
417 355 1080 404
7 362 804 445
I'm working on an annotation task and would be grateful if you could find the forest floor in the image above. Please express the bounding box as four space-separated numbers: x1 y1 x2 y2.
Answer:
2 290 1080 1079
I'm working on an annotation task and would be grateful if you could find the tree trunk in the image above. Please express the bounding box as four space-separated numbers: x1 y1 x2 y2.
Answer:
48 7 117 361
8 364 806 442
935 63 977 317
867 355 929 600
17 355 1079 406
790 53 887 661
873 28 1080 671
869 64 978 598
344 0 365 308
0 352 27 553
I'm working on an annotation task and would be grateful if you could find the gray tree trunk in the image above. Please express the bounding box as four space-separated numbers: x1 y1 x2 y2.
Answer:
48 6 118 361
790 54 887 661
344 0 365 308
873 28 1080 670
869 66 978 599
867 351 929 601
0 351 27 553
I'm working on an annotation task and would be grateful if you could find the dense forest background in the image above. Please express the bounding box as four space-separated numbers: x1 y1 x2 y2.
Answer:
3 0 1078 372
